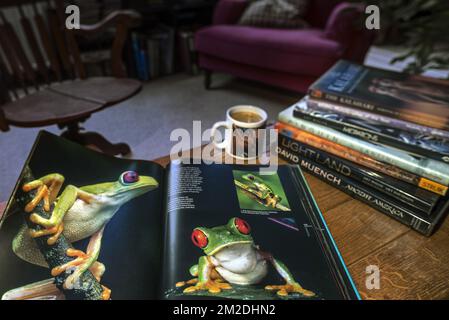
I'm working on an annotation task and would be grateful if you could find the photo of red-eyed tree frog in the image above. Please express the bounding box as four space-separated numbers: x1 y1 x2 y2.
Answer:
3 171 158 300
175 217 315 299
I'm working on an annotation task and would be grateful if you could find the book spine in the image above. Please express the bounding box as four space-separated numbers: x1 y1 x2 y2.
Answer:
275 121 448 196
293 106 449 164
277 133 438 214
278 109 449 192
308 89 446 130
139 36 150 82
280 150 433 235
307 98 449 140
188 35 199 75
131 33 144 80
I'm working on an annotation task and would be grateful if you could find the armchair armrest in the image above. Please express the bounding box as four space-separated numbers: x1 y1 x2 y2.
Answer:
213 0 249 25
73 10 142 78
324 2 376 62
324 2 365 44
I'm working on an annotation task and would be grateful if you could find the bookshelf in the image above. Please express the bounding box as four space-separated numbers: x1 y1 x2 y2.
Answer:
123 0 217 80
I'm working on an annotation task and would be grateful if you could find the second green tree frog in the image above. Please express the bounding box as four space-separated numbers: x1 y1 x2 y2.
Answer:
240 174 282 208
176 217 315 297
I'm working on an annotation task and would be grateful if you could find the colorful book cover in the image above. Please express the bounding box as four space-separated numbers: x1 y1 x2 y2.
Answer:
294 98 449 163
278 101 449 195
276 131 440 215
277 135 449 236
309 60 449 130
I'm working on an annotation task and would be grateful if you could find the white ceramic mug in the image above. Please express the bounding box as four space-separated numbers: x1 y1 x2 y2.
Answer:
211 105 267 159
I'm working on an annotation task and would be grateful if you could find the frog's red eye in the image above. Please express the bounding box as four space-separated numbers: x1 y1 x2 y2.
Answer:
121 171 139 185
235 218 251 235
191 229 208 248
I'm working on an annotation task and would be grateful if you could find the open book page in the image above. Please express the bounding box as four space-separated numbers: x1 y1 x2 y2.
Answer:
161 163 359 300
0 131 166 300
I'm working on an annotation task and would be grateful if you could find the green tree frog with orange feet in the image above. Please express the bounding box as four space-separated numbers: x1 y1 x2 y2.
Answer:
5 171 158 300
241 174 282 208
176 217 315 297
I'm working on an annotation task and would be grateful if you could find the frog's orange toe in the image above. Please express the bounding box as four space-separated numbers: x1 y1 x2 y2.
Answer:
219 282 231 289
265 283 315 297
208 286 220 294
102 285 111 300
176 278 198 288
183 280 232 294
183 286 197 293
277 289 288 296
29 222 64 245
24 184 50 212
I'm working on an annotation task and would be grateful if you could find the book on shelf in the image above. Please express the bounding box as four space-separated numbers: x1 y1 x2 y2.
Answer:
177 30 199 75
309 60 449 131
131 33 150 81
278 100 449 196
154 24 175 76
146 37 160 78
0 131 359 300
131 25 176 81
276 133 449 236
294 98 449 164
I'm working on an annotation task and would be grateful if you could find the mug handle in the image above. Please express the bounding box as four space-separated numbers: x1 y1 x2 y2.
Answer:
211 121 231 149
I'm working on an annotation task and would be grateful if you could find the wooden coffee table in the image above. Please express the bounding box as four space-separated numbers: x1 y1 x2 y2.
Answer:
1 146 448 299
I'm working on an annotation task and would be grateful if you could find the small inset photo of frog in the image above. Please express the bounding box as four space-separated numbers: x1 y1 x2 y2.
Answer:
233 170 291 212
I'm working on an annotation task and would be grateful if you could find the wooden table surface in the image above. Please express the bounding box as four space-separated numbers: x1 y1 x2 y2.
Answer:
1 147 448 300
152 147 449 300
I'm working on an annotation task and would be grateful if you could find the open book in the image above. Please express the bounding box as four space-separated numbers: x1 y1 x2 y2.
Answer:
0 131 359 300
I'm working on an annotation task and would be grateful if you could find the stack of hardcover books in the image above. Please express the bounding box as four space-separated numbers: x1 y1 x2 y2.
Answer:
276 60 449 236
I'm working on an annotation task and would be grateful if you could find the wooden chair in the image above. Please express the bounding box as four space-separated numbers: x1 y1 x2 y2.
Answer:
0 0 142 155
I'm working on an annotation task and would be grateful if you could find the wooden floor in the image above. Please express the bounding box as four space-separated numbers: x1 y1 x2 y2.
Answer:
1 150 448 300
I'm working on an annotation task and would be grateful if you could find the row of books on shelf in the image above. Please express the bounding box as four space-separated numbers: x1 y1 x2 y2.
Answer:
131 25 199 81
276 60 449 236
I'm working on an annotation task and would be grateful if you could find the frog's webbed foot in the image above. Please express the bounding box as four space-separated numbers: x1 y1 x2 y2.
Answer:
1 278 64 300
51 249 110 300
51 226 110 300
175 278 198 287
265 283 315 297
183 280 232 294
267 199 277 208
22 174 65 245
22 174 65 213
51 248 93 288
28 221 64 246
25 180 93 245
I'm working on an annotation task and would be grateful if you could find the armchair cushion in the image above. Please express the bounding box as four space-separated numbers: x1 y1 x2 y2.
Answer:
195 25 342 76
238 0 309 29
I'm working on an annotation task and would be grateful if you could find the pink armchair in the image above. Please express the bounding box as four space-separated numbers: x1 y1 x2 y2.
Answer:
195 0 375 93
